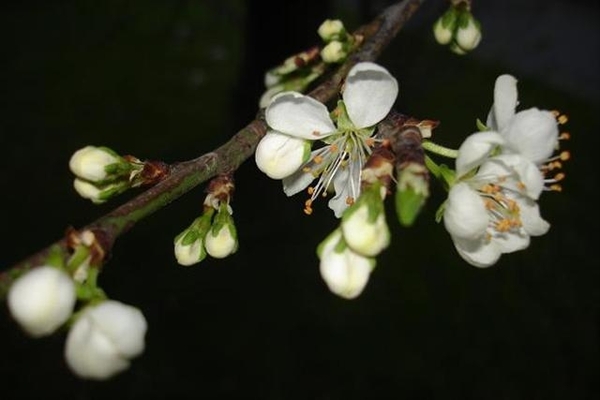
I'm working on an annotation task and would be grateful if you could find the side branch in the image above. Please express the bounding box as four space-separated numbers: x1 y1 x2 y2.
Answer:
0 0 426 299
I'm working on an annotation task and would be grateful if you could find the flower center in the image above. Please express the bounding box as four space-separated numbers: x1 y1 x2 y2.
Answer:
302 129 376 215
477 182 523 240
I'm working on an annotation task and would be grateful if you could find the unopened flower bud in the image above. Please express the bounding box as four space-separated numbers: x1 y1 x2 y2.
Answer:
395 163 430 227
64 300 147 380
455 15 482 52
341 184 390 257
173 213 212 266
205 207 238 259
317 229 375 300
320 40 347 64
8 266 76 337
433 7 458 45
317 19 346 42
69 146 122 182
255 131 311 179
73 178 128 204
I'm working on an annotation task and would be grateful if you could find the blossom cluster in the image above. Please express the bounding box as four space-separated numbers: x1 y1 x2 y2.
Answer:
442 74 568 267
7 231 147 380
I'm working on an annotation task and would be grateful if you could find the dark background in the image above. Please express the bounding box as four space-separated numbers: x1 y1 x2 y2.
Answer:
1 1 598 399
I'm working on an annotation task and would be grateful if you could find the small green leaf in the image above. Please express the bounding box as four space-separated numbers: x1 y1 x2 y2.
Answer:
395 186 426 227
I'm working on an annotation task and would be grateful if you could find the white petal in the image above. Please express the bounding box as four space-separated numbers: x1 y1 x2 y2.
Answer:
265 92 336 139
255 131 310 179
503 108 559 164
518 198 550 236
443 182 488 240
456 131 505 177
343 62 398 129
478 155 544 200
453 236 502 268
487 74 518 131
492 230 530 254
282 168 316 197
327 166 353 218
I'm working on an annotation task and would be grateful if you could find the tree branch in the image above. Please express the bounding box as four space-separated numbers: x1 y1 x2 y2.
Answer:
0 0 426 299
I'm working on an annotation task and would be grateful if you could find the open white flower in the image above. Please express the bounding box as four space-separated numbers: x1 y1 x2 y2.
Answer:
481 74 559 166
8 266 76 338
444 154 549 267
318 229 376 299
65 300 147 380
256 61 398 217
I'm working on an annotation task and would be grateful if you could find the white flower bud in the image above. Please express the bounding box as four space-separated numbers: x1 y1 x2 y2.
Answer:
455 17 482 51
320 40 347 64
433 18 453 45
8 266 76 338
73 178 103 202
64 300 147 380
174 231 206 266
69 146 120 182
255 131 311 179
317 19 345 42
205 223 238 259
317 230 375 299
341 201 390 257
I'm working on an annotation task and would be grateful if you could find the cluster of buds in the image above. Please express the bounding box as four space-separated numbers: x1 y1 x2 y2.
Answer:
7 229 147 380
69 145 168 203
318 147 395 299
317 19 355 64
432 0 482 55
174 175 239 266
259 19 358 108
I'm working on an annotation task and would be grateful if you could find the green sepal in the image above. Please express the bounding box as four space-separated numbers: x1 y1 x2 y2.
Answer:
438 164 456 189
395 185 426 227
476 118 489 131
435 199 447 223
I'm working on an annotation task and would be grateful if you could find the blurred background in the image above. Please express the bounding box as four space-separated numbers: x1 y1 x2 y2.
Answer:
1 0 598 399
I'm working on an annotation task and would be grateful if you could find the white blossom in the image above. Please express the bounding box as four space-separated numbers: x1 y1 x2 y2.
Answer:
64 300 147 380
8 266 76 337
257 62 398 217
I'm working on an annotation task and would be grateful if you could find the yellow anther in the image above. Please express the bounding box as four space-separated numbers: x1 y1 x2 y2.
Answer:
559 132 571 140
510 218 522 228
304 199 313 215
345 196 355 205
307 186 315 195
302 167 311 173
481 184 499 194
496 219 512 232
553 172 566 181
484 199 495 209
330 144 339 152
550 184 563 192
560 151 571 161
365 138 375 147
506 199 519 212
517 181 526 191
558 114 569 125
551 110 560 117
313 155 323 164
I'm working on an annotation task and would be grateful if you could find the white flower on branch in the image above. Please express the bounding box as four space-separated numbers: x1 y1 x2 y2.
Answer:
444 154 549 267
69 146 122 183
257 61 398 217
8 266 76 337
64 300 147 380
442 73 567 267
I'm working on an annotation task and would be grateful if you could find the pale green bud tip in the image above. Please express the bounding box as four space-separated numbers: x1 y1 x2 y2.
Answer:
320 41 347 64
455 17 482 51
65 300 147 380
8 266 76 337
317 19 345 41
174 233 205 266
69 146 120 182
341 201 390 257
205 224 238 259
433 19 453 45
396 163 429 227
